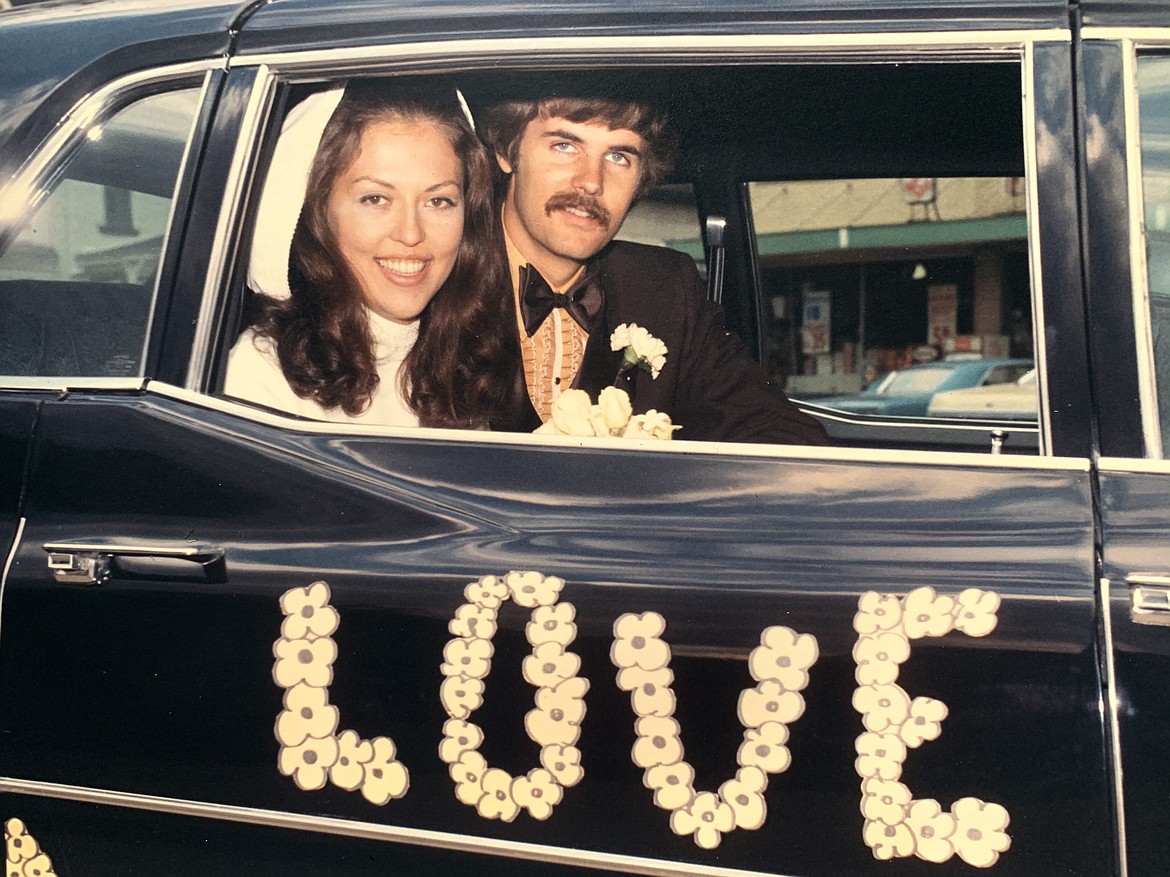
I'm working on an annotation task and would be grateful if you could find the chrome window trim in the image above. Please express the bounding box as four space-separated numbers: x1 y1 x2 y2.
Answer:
1098 455 1170 475
151 381 1087 471
0 60 222 231
0 377 146 393
230 30 1071 71
0 776 794 877
1023 39 1053 456
1083 28 1170 44
1099 577 1131 877
0 518 24 657
186 64 275 389
803 403 1041 436
1119 39 1165 457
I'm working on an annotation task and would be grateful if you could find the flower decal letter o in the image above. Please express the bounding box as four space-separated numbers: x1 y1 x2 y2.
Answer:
440 572 588 822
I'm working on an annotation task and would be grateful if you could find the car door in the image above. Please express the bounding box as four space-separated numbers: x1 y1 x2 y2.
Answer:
0 20 1114 877
1081 18 1170 877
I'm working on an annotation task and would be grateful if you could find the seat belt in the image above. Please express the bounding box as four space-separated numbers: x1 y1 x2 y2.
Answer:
704 215 726 304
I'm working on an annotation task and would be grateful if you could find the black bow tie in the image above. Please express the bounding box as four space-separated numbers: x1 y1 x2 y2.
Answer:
519 265 604 337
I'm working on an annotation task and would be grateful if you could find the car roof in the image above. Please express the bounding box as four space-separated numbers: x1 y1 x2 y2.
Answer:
232 0 1167 56
2 0 1164 185
0 0 247 180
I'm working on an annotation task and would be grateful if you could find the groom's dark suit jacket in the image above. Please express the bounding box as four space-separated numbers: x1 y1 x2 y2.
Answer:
497 240 829 445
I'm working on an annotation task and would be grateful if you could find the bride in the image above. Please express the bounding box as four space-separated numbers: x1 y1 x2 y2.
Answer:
225 81 515 429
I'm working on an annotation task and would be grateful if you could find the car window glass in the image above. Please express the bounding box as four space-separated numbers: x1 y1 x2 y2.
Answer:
749 175 1035 433
1137 54 1170 456
0 87 200 378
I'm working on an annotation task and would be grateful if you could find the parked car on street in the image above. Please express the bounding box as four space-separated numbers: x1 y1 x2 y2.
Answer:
810 358 1034 418
927 368 1040 420
1 2 1169 877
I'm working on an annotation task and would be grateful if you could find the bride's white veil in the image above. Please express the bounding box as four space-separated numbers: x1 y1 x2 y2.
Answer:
246 86 346 301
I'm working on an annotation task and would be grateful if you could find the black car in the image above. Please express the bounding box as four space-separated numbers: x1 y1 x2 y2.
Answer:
0 1 1167 876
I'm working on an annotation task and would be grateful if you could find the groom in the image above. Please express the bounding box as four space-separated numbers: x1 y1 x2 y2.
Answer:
483 94 828 445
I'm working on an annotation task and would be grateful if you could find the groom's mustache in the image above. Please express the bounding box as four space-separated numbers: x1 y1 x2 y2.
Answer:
544 192 611 226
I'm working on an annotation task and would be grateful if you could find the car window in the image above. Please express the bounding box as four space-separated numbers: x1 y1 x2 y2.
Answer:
1137 53 1170 456
213 63 1042 453
751 176 1035 425
0 87 201 378
737 61 1038 449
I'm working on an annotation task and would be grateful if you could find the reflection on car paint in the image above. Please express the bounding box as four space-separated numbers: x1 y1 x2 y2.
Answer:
610 612 817 849
853 587 1010 867
267 576 1012 866
5 818 57 877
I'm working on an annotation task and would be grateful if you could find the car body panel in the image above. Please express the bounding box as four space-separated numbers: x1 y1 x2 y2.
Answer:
927 370 1038 419
0 0 1165 873
1097 462 1170 877
0 390 1108 875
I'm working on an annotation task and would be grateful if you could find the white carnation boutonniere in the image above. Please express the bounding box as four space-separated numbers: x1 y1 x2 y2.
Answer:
534 387 680 441
611 323 667 383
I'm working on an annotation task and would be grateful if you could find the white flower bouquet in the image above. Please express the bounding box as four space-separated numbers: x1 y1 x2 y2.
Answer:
534 387 680 440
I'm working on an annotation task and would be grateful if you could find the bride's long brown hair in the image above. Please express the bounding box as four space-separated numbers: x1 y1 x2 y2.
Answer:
251 81 515 428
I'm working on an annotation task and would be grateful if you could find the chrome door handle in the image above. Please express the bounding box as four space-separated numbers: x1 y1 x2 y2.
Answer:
43 542 226 585
1126 574 1170 626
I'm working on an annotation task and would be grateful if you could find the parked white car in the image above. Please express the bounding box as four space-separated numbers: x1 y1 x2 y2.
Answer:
927 368 1038 420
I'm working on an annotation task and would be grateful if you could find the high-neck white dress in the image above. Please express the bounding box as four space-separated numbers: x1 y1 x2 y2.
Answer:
224 309 420 427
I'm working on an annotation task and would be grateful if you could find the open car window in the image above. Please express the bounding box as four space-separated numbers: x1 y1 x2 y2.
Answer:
211 59 1044 455
741 61 1038 453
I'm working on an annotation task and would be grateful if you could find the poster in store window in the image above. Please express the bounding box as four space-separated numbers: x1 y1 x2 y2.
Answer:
801 289 831 356
927 283 958 348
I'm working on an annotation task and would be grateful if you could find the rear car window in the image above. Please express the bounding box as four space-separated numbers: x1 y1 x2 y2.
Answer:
0 86 200 377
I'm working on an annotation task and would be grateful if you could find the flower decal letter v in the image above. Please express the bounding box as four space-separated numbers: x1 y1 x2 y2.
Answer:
610 612 818 850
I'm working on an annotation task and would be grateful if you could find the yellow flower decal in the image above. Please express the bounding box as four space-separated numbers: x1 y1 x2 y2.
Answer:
5 820 56 877
852 587 1010 866
360 737 410 805
279 581 339 640
272 582 409 802
440 571 588 822
610 614 817 849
